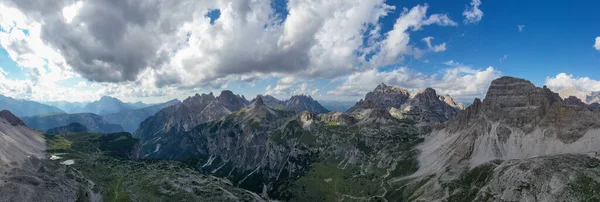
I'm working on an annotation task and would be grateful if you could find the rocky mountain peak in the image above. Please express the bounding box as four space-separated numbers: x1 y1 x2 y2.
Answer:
347 83 410 112
0 110 25 126
217 90 248 111
285 95 329 114
482 76 561 109
252 95 265 107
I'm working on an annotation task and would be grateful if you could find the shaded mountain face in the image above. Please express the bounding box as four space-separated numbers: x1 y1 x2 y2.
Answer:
133 91 248 142
317 100 355 112
254 95 286 110
103 99 180 133
253 95 329 114
43 101 88 114
0 95 64 117
284 95 329 114
22 113 124 134
45 122 90 135
348 84 461 123
80 96 132 115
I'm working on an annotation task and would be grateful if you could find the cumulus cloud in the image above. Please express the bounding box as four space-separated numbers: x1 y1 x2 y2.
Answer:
595 37 600 51
545 73 600 93
0 0 460 102
329 65 501 100
265 76 320 97
371 5 456 65
463 0 483 24
422 36 447 52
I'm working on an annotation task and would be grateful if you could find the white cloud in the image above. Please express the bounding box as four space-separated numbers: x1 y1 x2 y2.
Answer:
370 4 456 66
443 60 462 66
422 36 447 52
0 1 458 102
518 25 525 32
594 37 600 51
265 76 320 97
545 73 600 93
463 0 483 24
329 65 501 100
61 1 83 24
499 54 507 63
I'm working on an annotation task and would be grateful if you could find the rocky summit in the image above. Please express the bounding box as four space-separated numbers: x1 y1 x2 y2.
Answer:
284 95 330 114
348 83 461 123
133 90 249 142
413 76 600 201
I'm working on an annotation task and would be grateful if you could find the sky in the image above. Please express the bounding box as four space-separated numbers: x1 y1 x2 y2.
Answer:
0 0 599 104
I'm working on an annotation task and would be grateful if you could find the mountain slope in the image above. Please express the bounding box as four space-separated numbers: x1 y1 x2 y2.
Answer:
134 91 248 142
139 96 426 200
80 96 132 115
103 99 180 133
284 95 329 114
0 95 64 117
408 76 600 201
0 110 45 167
45 123 90 135
22 113 124 134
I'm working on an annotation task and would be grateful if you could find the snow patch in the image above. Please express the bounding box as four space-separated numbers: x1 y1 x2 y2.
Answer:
60 160 75 165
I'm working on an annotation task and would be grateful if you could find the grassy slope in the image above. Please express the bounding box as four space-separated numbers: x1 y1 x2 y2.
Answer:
46 132 262 202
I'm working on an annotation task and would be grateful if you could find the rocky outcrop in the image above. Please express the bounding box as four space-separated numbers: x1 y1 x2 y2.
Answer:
0 110 25 126
284 95 329 114
347 84 459 123
134 91 248 142
45 123 90 135
347 83 410 112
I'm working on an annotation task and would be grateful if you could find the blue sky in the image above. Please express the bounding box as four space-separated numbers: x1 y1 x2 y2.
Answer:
0 0 599 103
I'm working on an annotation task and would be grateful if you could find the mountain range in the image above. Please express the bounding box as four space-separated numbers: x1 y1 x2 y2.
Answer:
102 99 180 133
21 113 125 134
0 95 64 117
3 76 600 201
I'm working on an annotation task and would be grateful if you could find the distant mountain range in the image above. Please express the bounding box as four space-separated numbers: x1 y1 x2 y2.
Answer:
0 95 64 117
255 94 330 114
22 113 125 134
103 99 180 133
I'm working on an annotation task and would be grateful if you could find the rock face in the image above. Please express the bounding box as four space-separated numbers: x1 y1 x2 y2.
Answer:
0 110 45 167
22 113 124 134
284 95 329 114
103 99 180 133
138 96 423 200
133 91 248 142
348 84 460 123
254 95 286 109
45 123 90 135
347 83 410 112
0 94 64 117
417 76 600 175
407 76 600 201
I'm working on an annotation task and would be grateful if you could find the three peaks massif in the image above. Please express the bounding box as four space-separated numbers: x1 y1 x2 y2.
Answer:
2 76 600 201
